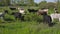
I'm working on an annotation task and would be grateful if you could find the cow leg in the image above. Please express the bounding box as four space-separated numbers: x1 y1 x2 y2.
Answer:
20 16 24 21
15 17 18 20
48 19 54 27
48 18 55 27
43 15 48 24
43 16 46 23
51 17 53 22
59 18 60 22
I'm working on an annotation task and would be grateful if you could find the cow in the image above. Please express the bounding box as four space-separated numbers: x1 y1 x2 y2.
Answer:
37 8 55 27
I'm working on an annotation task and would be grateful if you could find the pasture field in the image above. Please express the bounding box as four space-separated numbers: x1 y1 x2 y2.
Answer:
0 6 60 34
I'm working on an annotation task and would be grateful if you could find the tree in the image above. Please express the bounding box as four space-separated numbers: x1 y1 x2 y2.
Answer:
0 0 10 6
18 0 35 6
38 1 47 8
0 0 36 6
46 2 56 9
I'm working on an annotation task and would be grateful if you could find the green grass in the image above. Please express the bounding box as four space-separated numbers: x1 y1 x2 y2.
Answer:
0 21 60 34
0 6 60 34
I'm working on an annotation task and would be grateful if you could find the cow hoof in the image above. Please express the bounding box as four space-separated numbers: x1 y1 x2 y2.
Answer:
2 22 5 23
48 23 56 27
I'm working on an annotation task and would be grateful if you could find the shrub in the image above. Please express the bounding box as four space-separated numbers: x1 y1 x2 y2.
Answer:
4 14 15 21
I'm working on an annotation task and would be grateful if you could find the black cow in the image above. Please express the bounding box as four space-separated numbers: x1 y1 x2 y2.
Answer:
37 10 55 27
28 9 38 13
42 12 55 27
9 7 16 10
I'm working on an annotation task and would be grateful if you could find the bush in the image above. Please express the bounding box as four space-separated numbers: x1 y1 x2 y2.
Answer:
24 13 43 22
4 14 15 21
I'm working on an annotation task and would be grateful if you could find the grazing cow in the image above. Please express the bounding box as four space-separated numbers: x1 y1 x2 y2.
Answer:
11 12 24 21
28 9 38 13
0 10 8 19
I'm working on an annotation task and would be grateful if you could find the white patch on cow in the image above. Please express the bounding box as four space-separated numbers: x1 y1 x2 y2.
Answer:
18 8 25 14
43 9 48 12
0 12 3 15
19 9 25 14
50 13 60 22
43 9 48 14
38 9 48 14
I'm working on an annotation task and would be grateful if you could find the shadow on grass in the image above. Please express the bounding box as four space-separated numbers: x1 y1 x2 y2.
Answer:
0 25 5 28
4 18 15 23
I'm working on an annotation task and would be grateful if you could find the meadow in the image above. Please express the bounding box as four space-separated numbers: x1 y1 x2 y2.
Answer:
0 6 60 34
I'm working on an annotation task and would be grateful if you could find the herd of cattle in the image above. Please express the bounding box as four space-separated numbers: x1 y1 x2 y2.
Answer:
0 7 59 27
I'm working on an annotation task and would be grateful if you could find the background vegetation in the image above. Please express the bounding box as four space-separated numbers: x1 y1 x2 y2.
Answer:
0 0 60 34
